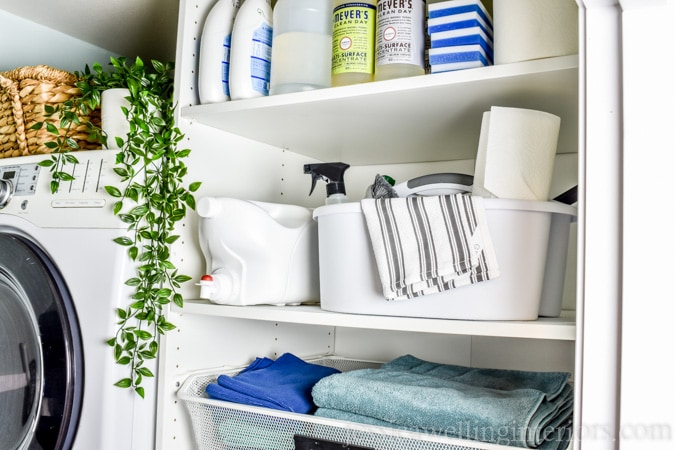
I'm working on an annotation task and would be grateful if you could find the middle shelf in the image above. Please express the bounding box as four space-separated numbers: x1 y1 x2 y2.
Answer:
174 300 576 341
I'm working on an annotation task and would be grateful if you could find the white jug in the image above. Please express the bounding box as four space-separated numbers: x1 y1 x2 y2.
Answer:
196 197 319 306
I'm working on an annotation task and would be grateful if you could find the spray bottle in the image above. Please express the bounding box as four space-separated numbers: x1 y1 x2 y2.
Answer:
303 162 350 204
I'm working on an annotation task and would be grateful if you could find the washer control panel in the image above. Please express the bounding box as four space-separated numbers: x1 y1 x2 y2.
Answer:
0 151 124 228
0 162 40 196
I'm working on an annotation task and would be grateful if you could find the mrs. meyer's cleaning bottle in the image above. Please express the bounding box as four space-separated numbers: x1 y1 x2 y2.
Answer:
374 0 426 81
331 1 377 86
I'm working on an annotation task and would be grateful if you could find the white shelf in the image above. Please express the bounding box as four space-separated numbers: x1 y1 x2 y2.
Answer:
174 300 576 341
181 55 579 165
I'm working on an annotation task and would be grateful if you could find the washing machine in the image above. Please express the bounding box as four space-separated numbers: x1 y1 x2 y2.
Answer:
0 150 156 449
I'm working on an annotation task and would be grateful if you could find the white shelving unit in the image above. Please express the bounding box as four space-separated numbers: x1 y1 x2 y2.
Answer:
156 1 582 449
8 0 675 448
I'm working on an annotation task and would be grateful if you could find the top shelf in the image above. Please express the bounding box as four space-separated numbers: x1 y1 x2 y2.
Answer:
181 55 579 166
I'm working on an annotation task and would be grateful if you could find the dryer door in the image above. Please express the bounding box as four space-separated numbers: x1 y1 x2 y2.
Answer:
0 233 84 450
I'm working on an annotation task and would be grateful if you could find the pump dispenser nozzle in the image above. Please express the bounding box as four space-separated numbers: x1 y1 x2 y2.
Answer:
303 162 350 204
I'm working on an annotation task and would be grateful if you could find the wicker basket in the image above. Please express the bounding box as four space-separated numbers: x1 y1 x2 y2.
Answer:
0 65 101 159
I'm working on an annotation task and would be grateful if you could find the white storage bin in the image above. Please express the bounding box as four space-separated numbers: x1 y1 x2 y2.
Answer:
177 356 517 450
313 198 576 321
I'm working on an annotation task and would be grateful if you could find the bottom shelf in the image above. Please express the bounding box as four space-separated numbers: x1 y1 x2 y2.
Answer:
177 356 572 450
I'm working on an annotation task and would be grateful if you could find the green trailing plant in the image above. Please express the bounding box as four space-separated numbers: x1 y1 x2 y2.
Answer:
32 57 200 398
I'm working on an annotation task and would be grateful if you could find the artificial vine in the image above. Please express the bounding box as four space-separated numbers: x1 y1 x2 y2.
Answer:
33 57 200 397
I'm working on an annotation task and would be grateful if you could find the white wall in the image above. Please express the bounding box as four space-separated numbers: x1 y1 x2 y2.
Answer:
0 10 117 73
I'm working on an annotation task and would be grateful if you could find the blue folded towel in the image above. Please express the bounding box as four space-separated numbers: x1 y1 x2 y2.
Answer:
311 355 573 449
206 353 340 414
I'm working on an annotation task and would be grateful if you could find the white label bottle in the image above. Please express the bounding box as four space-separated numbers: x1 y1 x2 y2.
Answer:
269 0 333 95
198 0 243 104
229 0 273 100
331 0 377 87
374 0 426 81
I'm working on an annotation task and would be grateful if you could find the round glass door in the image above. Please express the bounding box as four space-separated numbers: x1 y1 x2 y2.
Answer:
0 233 83 450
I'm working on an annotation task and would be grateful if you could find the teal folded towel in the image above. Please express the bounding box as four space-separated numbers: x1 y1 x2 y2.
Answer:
314 409 572 450
311 355 573 449
206 353 340 414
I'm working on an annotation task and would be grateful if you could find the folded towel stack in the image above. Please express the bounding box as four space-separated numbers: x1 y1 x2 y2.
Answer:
360 194 500 301
312 355 573 449
206 353 340 414
427 0 494 73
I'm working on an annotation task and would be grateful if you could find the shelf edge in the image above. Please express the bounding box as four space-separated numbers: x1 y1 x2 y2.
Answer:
173 301 576 341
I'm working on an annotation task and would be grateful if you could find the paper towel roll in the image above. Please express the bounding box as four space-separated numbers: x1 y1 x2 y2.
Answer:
101 88 131 149
472 106 561 201
493 0 578 65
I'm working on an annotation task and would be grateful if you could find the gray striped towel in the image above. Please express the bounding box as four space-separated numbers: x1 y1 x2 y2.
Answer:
360 194 500 301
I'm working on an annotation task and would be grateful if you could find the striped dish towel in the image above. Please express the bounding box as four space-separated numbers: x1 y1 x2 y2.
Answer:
360 194 500 301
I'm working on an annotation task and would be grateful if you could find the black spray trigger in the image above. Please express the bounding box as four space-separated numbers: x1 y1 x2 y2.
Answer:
303 163 350 198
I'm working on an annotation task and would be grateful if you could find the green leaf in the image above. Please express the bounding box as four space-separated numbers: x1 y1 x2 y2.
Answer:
134 330 153 340
37 159 54 167
156 288 172 298
114 378 132 389
125 277 142 287
172 293 184 308
56 172 75 181
113 236 133 246
114 344 122 360
188 181 201 192
130 300 146 310
46 122 59 134
135 386 146 399
113 167 129 178
105 185 122 198
174 275 192 283
137 367 154 377
160 320 177 331
128 246 139 260
130 205 149 216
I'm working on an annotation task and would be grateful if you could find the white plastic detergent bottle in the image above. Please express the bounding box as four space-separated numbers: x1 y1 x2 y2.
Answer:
374 0 426 81
198 0 243 104
269 0 333 95
229 0 273 100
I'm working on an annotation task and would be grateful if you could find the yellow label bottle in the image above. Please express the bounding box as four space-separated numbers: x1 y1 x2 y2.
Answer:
331 0 377 86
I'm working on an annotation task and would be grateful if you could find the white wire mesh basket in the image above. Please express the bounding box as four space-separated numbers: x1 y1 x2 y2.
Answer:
177 355 510 450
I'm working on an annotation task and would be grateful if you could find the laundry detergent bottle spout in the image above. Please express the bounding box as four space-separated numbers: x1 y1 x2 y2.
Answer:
304 162 350 204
